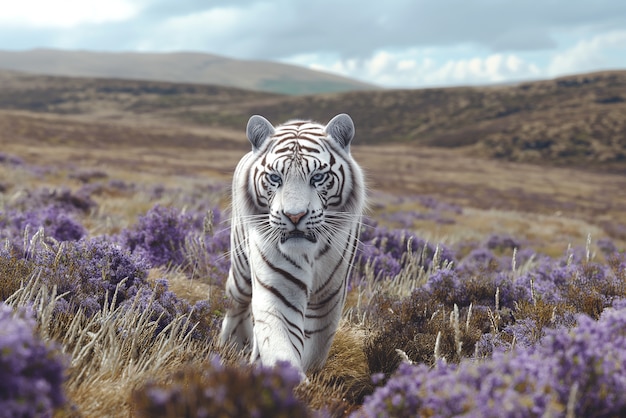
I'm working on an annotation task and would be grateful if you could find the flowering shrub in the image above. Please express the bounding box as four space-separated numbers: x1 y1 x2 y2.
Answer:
132 357 310 418
120 204 194 267
115 276 219 341
356 220 455 280
425 267 530 309
0 304 66 417
356 303 626 418
360 236 626 386
4 160 626 418
363 286 489 379
11 187 96 214
0 152 25 165
0 206 87 249
0 235 150 316
0 187 92 252
355 355 562 418
48 237 150 314
183 208 231 285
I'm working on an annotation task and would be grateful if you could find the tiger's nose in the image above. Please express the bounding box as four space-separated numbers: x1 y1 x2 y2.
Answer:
284 210 307 225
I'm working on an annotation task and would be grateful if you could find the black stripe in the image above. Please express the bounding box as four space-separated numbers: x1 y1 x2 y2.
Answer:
282 315 304 347
306 296 341 319
311 227 358 306
227 288 249 305
278 246 304 271
232 270 252 298
308 284 343 311
256 277 303 314
230 314 251 340
259 248 308 292
305 322 332 338
315 243 331 259
299 145 321 153
278 312 304 356
312 235 351 293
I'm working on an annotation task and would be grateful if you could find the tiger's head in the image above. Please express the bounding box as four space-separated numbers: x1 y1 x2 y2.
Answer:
243 113 364 252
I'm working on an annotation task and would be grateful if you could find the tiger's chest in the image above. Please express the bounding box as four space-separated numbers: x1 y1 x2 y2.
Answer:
244 223 347 294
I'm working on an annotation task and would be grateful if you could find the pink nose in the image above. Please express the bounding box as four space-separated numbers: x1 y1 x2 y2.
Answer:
285 211 306 225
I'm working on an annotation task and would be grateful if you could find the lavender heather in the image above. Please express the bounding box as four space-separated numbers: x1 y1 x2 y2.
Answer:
0 206 87 248
123 278 191 334
356 304 626 418
120 204 194 267
11 236 150 316
11 187 95 214
356 223 454 280
133 356 310 418
0 304 66 417
0 152 25 165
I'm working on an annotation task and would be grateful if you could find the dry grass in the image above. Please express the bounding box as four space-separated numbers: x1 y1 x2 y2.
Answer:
2 107 624 250
4 274 234 417
1 71 625 416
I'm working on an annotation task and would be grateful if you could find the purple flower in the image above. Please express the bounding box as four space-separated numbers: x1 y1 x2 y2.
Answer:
0 186 92 251
597 238 618 256
133 356 310 417
356 224 454 281
530 307 626 416
123 278 191 334
0 152 25 165
485 234 522 252
0 205 86 246
17 236 151 315
356 305 626 417
0 304 67 417
120 205 194 267
425 268 529 309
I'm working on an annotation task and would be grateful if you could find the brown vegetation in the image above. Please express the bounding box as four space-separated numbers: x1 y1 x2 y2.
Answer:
1 69 626 416
1 69 625 250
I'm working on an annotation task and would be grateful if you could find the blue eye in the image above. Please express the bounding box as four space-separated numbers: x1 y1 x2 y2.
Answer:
268 173 282 184
310 172 325 185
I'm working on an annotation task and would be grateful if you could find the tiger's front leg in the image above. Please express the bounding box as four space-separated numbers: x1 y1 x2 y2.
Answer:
219 266 253 351
248 237 311 380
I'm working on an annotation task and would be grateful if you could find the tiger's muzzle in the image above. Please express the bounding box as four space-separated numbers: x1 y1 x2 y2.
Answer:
280 229 317 243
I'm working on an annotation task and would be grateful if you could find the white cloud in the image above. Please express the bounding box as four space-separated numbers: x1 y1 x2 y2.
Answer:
131 3 285 54
161 7 241 33
547 30 626 76
291 49 541 88
0 1 624 88
132 7 243 51
0 0 139 28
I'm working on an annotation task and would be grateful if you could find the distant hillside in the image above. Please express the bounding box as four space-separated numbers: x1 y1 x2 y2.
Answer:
0 49 376 95
193 70 625 170
0 69 624 170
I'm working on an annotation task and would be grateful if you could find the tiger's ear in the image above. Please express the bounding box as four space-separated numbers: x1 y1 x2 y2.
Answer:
326 113 355 149
247 115 275 151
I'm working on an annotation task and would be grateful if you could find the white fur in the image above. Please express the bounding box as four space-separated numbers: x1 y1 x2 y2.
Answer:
219 114 365 381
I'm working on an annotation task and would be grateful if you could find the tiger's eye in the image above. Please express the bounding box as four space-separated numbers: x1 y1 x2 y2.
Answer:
310 173 325 184
268 173 282 184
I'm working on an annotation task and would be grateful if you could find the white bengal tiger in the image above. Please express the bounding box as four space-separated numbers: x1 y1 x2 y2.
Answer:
219 113 366 381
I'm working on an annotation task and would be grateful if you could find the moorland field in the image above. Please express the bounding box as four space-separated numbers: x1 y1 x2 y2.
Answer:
1 68 626 417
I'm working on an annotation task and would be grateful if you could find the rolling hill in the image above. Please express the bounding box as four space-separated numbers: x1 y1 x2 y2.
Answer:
1 67 626 250
0 49 377 95
3 64 626 418
0 68 624 171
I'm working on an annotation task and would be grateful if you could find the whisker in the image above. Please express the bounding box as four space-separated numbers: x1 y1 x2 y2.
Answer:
316 224 362 269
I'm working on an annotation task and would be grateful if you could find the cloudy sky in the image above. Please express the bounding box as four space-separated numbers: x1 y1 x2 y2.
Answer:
1 0 625 88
